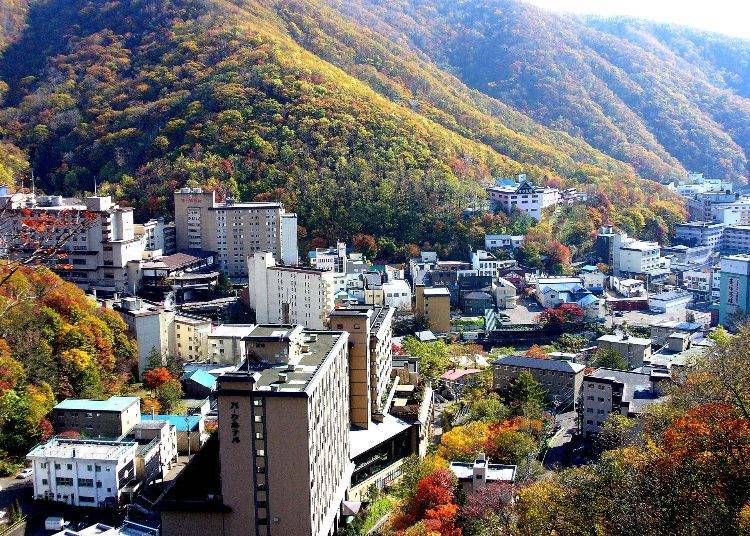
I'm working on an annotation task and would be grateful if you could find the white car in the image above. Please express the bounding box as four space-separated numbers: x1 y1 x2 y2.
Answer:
17 468 33 479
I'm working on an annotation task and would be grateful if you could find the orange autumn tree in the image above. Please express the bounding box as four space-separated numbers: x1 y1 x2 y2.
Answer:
393 468 462 536
525 345 548 359
143 367 174 390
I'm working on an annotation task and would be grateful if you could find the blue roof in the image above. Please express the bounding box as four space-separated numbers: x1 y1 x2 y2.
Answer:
54 396 140 412
181 369 217 390
495 177 519 187
580 265 599 272
541 282 585 293
575 294 599 306
142 414 201 432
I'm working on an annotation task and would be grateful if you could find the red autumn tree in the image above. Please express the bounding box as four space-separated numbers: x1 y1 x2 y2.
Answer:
394 468 460 533
353 233 378 259
525 345 548 359
143 367 173 390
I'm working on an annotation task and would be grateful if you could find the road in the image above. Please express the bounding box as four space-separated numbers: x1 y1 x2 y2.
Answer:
542 411 577 469
0 473 33 512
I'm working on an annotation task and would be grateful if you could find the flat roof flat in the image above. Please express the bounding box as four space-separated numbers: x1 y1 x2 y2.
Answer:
28 438 136 461
54 396 140 413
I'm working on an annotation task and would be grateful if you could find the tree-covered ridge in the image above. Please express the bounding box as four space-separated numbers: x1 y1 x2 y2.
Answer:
0 266 137 460
328 0 750 181
0 0 685 255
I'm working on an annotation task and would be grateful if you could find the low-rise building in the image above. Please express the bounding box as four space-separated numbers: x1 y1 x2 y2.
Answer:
52 397 141 438
470 250 502 278
581 368 669 437
142 414 207 455
309 241 348 273
648 290 692 314
597 333 652 370
381 279 412 311
484 234 524 250
535 277 603 320
181 369 218 399
674 221 726 249
415 286 452 333
28 438 138 508
128 420 178 483
650 319 703 346
207 324 256 364
492 355 585 409
580 265 605 292
462 291 494 315
494 277 518 309
115 298 175 376
682 270 714 302
487 175 560 221
170 314 211 362
450 454 516 496
610 277 646 297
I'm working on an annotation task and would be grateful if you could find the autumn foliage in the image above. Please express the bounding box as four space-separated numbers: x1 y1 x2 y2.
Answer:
143 367 174 390
393 469 462 536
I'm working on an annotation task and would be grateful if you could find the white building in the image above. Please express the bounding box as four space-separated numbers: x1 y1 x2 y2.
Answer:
470 250 502 278
129 420 178 481
711 198 750 225
486 175 560 221
0 193 145 294
28 439 138 508
610 277 645 298
484 234 524 250
381 279 412 311
580 265 605 292
134 217 175 255
721 225 750 254
675 173 733 196
648 290 693 314
173 188 298 279
207 324 256 364
612 233 669 278
683 270 713 301
309 242 347 273
248 251 335 329
115 298 175 376
674 221 726 250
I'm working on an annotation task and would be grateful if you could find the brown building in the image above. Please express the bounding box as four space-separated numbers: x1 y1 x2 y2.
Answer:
160 325 351 536
330 306 394 429
492 355 585 410
415 286 452 333
52 396 141 439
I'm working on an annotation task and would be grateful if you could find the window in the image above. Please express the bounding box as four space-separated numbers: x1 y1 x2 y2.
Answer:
67 464 72 470
55 463 61 470
95 465 101 471
79 478 94 487
56 477 74 486
79 496 95 503
42 478 48 485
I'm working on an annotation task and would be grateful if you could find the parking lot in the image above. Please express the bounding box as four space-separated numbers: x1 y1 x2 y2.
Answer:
502 297 544 325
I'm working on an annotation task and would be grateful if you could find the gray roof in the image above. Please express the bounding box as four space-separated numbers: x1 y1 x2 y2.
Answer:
464 291 493 300
492 355 585 373
587 368 664 413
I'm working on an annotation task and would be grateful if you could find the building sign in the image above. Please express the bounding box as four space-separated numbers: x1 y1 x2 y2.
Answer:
230 401 241 444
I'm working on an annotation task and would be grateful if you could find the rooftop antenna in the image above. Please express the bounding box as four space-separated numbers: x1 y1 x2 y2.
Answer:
31 169 36 196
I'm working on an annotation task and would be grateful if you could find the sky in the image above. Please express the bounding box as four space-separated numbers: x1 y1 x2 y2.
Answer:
525 0 750 40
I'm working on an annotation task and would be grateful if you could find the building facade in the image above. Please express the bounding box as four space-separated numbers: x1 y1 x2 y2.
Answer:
597 333 652 370
52 396 141 438
415 286 451 333
492 355 585 410
248 251 335 329
719 254 750 325
28 439 138 508
486 175 560 221
173 188 298 278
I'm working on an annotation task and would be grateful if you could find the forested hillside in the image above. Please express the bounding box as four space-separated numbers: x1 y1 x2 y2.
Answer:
328 0 750 181
0 0 701 255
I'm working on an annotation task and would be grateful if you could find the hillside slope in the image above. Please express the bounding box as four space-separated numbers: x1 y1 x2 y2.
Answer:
0 0 685 254
327 0 750 181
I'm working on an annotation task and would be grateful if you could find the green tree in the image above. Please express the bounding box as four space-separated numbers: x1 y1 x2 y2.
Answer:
156 379 184 414
506 371 546 417
597 413 638 452
401 337 451 378
215 271 234 298
592 349 627 370
468 395 510 423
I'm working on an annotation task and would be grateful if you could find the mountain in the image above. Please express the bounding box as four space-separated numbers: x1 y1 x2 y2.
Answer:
325 0 750 182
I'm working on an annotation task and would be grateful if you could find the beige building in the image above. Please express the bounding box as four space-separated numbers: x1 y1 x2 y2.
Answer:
248 251 335 329
170 314 211 362
494 277 518 309
330 306 394 429
0 193 144 294
160 325 351 536
173 188 298 278
415 286 451 333
597 333 652 370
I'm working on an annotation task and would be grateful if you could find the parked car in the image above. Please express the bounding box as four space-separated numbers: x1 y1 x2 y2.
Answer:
45 517 66 531
17 468 32 479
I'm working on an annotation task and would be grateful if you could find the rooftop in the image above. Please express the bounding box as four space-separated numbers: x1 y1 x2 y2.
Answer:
181 369 218 391
422 287 451 297
140 250 213 271
587 368 664 413
492 355 585 373
649 290 692 301
450 461 516 482
598 333 652 346
208 324 256 338
441 368 483 381
28 438 137 460
54 396 140 413
142 414 201 432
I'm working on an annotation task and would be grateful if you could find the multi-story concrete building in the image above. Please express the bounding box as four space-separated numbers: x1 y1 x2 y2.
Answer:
648 290 693 314
163 325 352 536
470 250 502 278
719 254 750 325
682 270 714 302
612 234 669 278
721 225 750 254
52 396 141 438
0 193 144 294
170 314 211 362
686 191 738 222
486 175 560 221
330 306 394 428
28 438 138 508
248 251 335 329
492 355 585 409
207 324 256 364
711 197 750 225
128 420 178 482
597 333 652 369
581 368 669 437
415 286 451 333
309 241 348 272
134 217 176 254
674 221 726 249
115 298 175 376
173 188 298 278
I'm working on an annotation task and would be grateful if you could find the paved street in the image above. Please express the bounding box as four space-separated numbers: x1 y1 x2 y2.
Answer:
503 298 544 325
543 411 577 469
